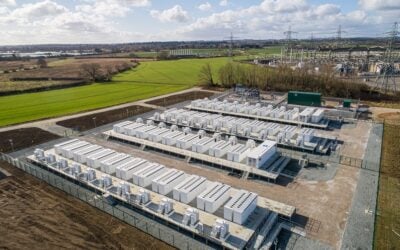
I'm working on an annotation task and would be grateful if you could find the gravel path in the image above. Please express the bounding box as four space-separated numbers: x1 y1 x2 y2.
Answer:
340 123 383 250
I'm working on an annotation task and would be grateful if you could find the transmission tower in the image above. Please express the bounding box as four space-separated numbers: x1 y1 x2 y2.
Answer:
374 22 399 93
335 25 347 48
283 26 298 63
284 26 297 49
223 32 239 58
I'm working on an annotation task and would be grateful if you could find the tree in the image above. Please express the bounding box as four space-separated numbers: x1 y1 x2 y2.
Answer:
218 62 235 88
81 63 101 82
36 58 47 68
198 63 215 87
104 65 115 81
156 50 169 60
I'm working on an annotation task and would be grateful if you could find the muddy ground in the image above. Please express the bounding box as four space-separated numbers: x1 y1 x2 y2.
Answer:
0 161 174 250
57 105 153 131
0 127 60 153
145 91 215 107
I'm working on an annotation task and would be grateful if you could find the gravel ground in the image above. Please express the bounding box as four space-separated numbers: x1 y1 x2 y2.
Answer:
298 162 338 182
277 230 333 250
340 123 383 250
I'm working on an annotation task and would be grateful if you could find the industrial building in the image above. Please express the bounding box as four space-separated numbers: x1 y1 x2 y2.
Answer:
287 91 322 107
107 121 291 181
152 169 186 195
247 140 277 168
224 190 258 225
187 98 329 128
28 139 297 250
197 182 231 213
173 175 207 204
150 108 334 154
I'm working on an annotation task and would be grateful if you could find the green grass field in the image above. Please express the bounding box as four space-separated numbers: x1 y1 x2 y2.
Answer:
0 57 230 127
374 116 400 249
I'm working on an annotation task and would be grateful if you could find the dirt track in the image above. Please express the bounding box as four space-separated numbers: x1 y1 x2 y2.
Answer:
0 161 174 250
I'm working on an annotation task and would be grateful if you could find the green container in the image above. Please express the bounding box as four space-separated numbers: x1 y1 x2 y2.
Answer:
287 91 321 107
343 99 351 108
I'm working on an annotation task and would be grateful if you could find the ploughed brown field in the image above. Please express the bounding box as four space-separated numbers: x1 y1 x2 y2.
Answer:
57 105 153 131
0 161 174 250
0 58 134 93
0 127 60 153
145 90 215 107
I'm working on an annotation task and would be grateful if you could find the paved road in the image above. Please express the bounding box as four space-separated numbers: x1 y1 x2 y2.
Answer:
0 87 219 136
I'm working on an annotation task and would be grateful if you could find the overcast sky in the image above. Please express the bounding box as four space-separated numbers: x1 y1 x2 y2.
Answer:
0 0 399 45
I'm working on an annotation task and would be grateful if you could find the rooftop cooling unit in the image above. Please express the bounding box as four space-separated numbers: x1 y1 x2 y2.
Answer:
100 175 112 188
45 154 56 164
157 198 174 215
136 188 150 204
228 136 237 145
116 181 131 197
87 168 96 181
57 159 68 169
72 163 81 176
246 139 256 149
183 127 192 135
158 122 166 128
197 130 206 138
182 208 199 227
34 149 45 160
212 133 221 141
211 219 229 240
170 125 178 131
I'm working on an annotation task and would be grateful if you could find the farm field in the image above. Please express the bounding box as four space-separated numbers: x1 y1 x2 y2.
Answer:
122 57 228 84
0 161 173 250
0 82 186 127
374 112 400 249
0 58 134 93
0 57 229 127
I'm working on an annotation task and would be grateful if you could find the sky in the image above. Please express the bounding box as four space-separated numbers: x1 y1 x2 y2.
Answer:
0 0 399 45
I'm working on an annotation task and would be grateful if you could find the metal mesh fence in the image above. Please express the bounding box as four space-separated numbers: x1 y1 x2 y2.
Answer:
0 153 213 250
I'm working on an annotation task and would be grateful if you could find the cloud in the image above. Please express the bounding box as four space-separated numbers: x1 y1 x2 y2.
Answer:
0 0 15 6
198 2 211 11
358 0 400 11
314 4 340 16
12 0 67 18
174 0 377 40
219 0 228 7
150 5 189 23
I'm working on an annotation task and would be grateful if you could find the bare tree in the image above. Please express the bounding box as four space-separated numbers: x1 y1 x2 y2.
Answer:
104 65 115 81
36 58 47 68
81 63 101 81
198 63 215 87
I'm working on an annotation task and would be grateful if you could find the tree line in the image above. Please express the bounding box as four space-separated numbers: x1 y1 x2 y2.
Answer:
80 61 135 82
199 62 371 99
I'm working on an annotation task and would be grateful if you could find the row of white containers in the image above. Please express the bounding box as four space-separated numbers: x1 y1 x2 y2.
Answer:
113 121 262 163
51 139 258 225
153 109 316 144
190 98 324 124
